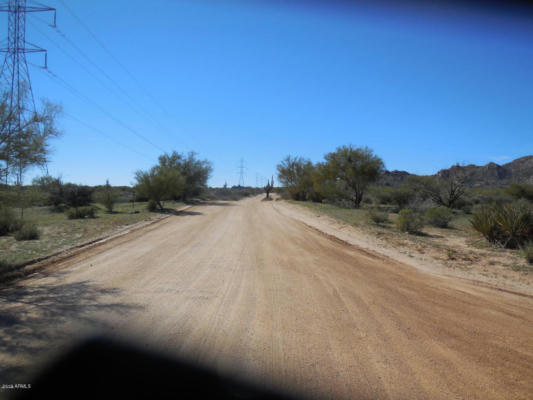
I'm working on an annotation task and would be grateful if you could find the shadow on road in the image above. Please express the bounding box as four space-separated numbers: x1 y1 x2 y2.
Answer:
0 277 142 383
187 201 236 207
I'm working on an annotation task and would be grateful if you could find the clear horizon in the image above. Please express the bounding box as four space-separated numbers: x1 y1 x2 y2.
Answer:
7 0 532 187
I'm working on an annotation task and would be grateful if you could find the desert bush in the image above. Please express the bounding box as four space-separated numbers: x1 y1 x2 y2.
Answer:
94 180 118 212
471 188 512 206
426 206 453 228
471 202 533 248
370 186 392 205
507 183 533 202
63 184 94 208
396 209 424 233
66 206 97 219
14 223 40 241
0 206 15 236
367 208 389 224
522 243 533 264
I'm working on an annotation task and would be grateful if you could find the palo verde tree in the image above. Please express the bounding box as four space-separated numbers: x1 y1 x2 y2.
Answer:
135 151 211 209
276 155 315 200
0 91 62 185
322 145 384 208
157 151 212 201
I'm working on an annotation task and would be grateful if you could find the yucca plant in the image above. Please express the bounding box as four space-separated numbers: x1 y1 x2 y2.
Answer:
471 206 501 244
471 202 533 248
494 203 532 248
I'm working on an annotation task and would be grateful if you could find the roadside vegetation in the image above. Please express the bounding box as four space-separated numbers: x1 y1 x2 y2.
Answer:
277 146 533 270
0 143 213 280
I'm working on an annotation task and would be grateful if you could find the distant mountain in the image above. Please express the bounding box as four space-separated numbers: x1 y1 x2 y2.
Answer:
379 156 533 188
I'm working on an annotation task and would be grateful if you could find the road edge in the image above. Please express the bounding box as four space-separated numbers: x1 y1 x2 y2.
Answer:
0 205 193 285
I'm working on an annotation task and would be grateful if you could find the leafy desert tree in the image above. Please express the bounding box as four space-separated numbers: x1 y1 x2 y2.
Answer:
0 93 62 185
33 175 64 209
157 151 212 201
15 185 44 221
322 145 384 208
276 155 315 200
408 165 468 209
134 161 185 210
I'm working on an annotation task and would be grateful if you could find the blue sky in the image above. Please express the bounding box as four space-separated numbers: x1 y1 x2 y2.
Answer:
9 0 533 187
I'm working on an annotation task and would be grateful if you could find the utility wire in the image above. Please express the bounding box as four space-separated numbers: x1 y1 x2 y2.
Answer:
29 61 156 160
29 19 149 119
29 12 192 151
56 0 182 127
63 111 152 160
38 64 167 153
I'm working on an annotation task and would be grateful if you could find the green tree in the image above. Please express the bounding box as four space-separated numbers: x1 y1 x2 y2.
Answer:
134 162 185 210
0 94 62 185
33 175 64 209
157 151 212 201
276 156 315 200
322 145 384 208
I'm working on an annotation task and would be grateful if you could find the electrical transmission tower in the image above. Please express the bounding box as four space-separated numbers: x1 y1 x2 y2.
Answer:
0 0 55 141
238 158 246 187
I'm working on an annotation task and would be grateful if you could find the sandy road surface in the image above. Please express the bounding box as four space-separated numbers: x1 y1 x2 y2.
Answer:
1 197 532 399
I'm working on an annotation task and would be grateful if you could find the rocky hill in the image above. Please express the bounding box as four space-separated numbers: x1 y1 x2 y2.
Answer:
379 156 533 188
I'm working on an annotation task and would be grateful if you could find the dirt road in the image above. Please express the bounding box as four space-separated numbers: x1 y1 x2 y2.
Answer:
1 197 532 399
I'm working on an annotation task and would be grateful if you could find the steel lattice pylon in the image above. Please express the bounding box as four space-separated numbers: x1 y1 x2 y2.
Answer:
0 0 54 136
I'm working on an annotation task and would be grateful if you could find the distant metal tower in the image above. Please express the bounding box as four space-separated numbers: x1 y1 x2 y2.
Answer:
0 0 55 136
238 158 246 187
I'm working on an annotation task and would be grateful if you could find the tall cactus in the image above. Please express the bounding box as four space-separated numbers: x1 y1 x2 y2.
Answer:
264 175 274 199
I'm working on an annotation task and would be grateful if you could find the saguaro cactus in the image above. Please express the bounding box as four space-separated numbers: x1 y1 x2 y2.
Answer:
264 176 274 199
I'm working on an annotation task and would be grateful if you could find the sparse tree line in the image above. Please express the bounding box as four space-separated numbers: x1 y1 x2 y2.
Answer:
277 145 533 263
0 150 213 243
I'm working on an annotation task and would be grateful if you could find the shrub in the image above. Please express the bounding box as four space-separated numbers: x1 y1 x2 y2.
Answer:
522 243 533 264
367 208 389 224
470 206 501 244
396 209 424 233
14 223 40 241
0 207 15 236
63 184 94 208
66 206 97 219
94 180 118 212
390 187 414 212
147 200 158 211
471 202 533 248
426 206 453 228
506 183 533 202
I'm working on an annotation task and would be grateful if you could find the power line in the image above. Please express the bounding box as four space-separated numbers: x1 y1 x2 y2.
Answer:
57 0 178 124
35 64 167 153
63 111 152 160
29 20 152 121
29 61 156 160
30 14 172 133
29 12 192 151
